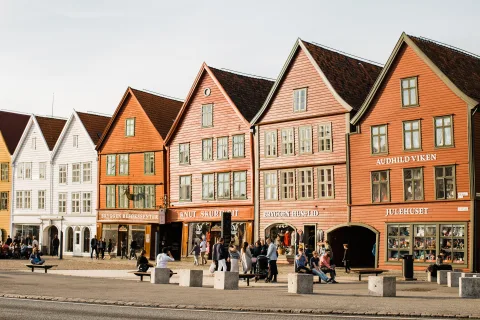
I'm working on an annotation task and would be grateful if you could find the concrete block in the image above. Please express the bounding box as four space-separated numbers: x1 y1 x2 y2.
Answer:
178 269 203 287
426 272 436 283
459 277 480 298
461 273 480 278
368 276 396 297
214 271 238 290
437 270 449 285
287 273 313 294
447 272 463 287
150 268 170 284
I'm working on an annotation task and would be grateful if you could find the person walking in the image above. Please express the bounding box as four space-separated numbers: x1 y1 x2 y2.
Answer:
52 234 59 257
102 238 107 260
241 242 252 274
228 244 240 272
90 236 98 259
107 239 113 259
121 241 127 259
266 238 278 283
251 241 262 274
342 244 351 273
199 238 207 265
190 242 200 266
130 239 138 260
213 238 227 271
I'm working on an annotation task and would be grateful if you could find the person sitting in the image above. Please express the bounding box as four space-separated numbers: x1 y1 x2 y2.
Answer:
310 251 332 283
320 251 337 283
295 247 310 273
136 250 154 272
29 247 45 265
156 247 175 277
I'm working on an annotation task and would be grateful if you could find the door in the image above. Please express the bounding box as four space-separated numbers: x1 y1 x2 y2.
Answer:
304 224 316 257
73 227 82 256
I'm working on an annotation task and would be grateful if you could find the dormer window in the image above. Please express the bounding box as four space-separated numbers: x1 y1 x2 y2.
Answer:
293 88 307 112
401 77 418 107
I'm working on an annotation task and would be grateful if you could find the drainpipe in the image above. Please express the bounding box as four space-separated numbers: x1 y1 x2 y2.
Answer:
253 125 260 241
471 106 478 272
346 132 352 223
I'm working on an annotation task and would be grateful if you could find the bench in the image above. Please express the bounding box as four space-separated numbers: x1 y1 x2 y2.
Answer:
238 274 258 286
351 268 387 281
25 264 57 273
133 271 151 282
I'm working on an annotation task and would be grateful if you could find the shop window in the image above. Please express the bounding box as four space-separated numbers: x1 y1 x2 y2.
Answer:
293 88 307 112
318 123 332 152
435 115 453 147
298 126 312 154
281 128 294 156
118 186 129 209
318 167 334 199
202 104 213 127
188 222 211 255
202 174 214 200
119 154 129 176
130 225 146 252
401 77 418 107
0 192 8 210
202 138 213 161
232 135 245 158
82 192 91 213
39 162 46 180
106 186 115 208
404 168 423 201
179 175 192 201
71 192 80 213
265 224 295 256
106 155 116 176
440 224 465 264
144 152 155 175
38 191 45 210
217 137 228 160
72 163 81 183
403 120 421 150
125 118 135 137
265 131 277 157
233 171 247 199
280 170 295 200
372 171 389 203
297 168 313 200
387 224 411 261
179 143 190 164
82 162 91 183
413 225 436 263
264 171 278 201
435 165 456 200
371 125 387 154
102 224 119 254
58 193 67 213
1 163 9 181
217 172 230 200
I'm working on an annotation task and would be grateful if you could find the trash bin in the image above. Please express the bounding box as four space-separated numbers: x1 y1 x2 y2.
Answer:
402 254 415 280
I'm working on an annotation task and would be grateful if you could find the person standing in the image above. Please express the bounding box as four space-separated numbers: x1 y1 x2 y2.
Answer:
100 238 106 260
107 239 113 260
90 236 98 259
199 238 207 265
241 242 252 274
266 238 278 283
52 234 60 257
228 244 240 272
260 239 268 255
213 238 227 271
121 241 127 259
190 242 200 266
5 235 12 246
130 239 138 260
342 244 351 273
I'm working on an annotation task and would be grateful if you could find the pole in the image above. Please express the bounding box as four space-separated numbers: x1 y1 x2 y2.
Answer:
59 231 63 260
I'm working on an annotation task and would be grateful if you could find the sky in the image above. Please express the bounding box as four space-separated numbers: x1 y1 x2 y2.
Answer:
0 0 479 118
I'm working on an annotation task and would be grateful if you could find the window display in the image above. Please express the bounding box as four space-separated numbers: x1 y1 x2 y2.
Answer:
387 225 410 261
265 224 295 256
413 225 436 262
440 224 465 264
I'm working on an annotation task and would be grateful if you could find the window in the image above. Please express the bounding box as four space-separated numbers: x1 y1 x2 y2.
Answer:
133 185 145 209
435 115 453 147
72 163 81 183
119 154 129 175
58 193 67 213
179 143 190 164
202 138 213 161
318 167 334 199
413 225 437 263
83 192 91 213
404 168 423 201
0 192 8 210
403 120 421 150
264 171 278 200
281 128 294 156
24 163 32 179
144 152 155 175
39 162 46 180
1 163 9 181
371 125 388 154
299 126 312 154
202 174 215 200
38 190 45 210
17 163 24 179
59 165 67 184
24 191 31 209
106 155 116 176
297 168 313 199
387 225 411 261
264 131 277 157
318 123 332 152
71 192 80 213
435 165 455 200
401 77 418 107
179 176 192 201
82 162 91 183
202 104 213 127
145 185 155 209
233 171 247 199
217 137 228 160
232 135 245 158
118 186 129 209
106 186 116 208
280 170 295 200
293 88 307 112
372 171 389 203
440 224 466 264
125 118 135 136
16 191 23 209
217 172 230 200
73 135 78 148
31 137 36 150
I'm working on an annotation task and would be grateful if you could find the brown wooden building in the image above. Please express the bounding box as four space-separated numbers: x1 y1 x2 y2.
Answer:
165 63 273 257
349 33 480 271
251 39 381 264
96 88 183 259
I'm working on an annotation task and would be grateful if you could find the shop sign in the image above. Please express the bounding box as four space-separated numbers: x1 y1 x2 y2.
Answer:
263 210 319 218
457 207 469 212
159 209 166 225
385 208 429 217
98 211 161 223
376 153 437 165
179 209 239 219
458 192 468 199
118 226 128 232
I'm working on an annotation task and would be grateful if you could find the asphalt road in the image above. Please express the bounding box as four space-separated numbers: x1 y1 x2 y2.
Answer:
0 297 457 320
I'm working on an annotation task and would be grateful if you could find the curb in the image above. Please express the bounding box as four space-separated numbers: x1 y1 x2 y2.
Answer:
0 293 478 319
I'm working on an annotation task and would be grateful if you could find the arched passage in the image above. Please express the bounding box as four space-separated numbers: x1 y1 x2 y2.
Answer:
66 227 74 252
326 223 378 268
83 227 90 253
264 222 296 256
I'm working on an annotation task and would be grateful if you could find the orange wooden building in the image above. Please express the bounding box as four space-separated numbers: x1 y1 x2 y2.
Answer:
349 33 480 271
165 63 273 257
251 39 381 264
96 87 183 259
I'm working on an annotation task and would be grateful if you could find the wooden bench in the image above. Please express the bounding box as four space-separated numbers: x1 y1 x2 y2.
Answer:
25 264 57 273
351 268 387 281
132 271 151 282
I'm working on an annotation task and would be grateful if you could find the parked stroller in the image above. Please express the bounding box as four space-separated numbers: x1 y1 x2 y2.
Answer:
255 255 269 282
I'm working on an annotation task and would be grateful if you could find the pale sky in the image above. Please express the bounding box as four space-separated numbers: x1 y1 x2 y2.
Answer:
1 0 479 118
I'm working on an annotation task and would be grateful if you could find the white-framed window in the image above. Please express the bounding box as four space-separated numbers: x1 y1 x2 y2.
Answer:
298 168 313 199
144 152 155 175
144 185 155 209
59 164 67 184
217 137 228 160
118 185 129 209
31 137 36 150
24 162 32 179
265 131 277 157
293 88 307 112
119 154 129 175
38 190 46 210
233 171 247 199
179 175 192 201
17 163 24 179
106 185 116 208
299 126 312 154
58 193 67 213
281 128 294 156
202 104 213 127
371 125 388 154
280 170 295 200
232 134 245 158
264 171 278 200
318 123 332 152
202 138 213 161
73 135 79 148
217 172 230 200
82 162 91 183
372 171 390 203
72 163 81 183
16 191 23 209
179 143 190 164
24 191 31 209
39 162 46 180
401 77 418 107
133 185 145 209
1 163 8 182
403 120 421 150
71 192 80 213
106 155 116 176
318 166 334 199
125 118 135 137
404 167 423 201
202 173 215 200
435 115 453 147
435 165 456 200
82 192 92 213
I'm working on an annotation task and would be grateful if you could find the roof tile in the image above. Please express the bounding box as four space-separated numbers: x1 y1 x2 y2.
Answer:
35 116 67 150
76 112 111 145
0 111 30 155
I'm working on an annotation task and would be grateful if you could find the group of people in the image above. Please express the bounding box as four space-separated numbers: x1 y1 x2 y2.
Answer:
0 234 39 259
89 236 114 260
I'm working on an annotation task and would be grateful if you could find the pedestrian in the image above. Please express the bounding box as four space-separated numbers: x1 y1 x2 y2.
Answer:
310 251 332 283
52 234 59 257
25 235 32 246
228 244 240 272
241 242 252 274
107 239 113 259
156 247 175 277
213 238 227 271
5 235 12 246
130 239 138 260
320 251 337 283
266 238 278 283
199 238 207 265
90 236 98 259
137 250 154 272
97 237 103 260
121 241 127 259
295 247 310 273
260 239 268 255
102 238 107 260
251 241 262 273
190 242 200 266
342 244 351 273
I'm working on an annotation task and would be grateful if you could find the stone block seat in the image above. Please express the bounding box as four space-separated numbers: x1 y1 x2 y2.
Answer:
214 271 239 290
288 273 313 294
368 276 396 297
178 269 203 287
459 277 480 298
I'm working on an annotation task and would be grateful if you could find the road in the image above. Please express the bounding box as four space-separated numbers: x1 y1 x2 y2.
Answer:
0 297 455 320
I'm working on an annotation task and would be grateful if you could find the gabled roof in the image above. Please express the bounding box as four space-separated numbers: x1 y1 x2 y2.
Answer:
165 63 274 144
251 39 382 124
96 87 183 150
35 116 67 150
351 33 480 125
76 112 111 145
0 111 30 155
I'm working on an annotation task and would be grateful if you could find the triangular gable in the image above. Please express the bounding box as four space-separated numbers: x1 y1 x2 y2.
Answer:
351 32 479 125
0 111 30 155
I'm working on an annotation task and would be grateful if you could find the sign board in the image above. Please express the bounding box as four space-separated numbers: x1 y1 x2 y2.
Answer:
263 210 319 218
376 153 437 166
458 207 469 212
221 211 232 247
385 208 429 217
159 209 166 225
458 192 468 199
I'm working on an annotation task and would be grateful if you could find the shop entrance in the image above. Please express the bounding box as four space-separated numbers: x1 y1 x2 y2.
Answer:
73 227 82 256
47 226 58 255
159 222 183 260
328 225 377 268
